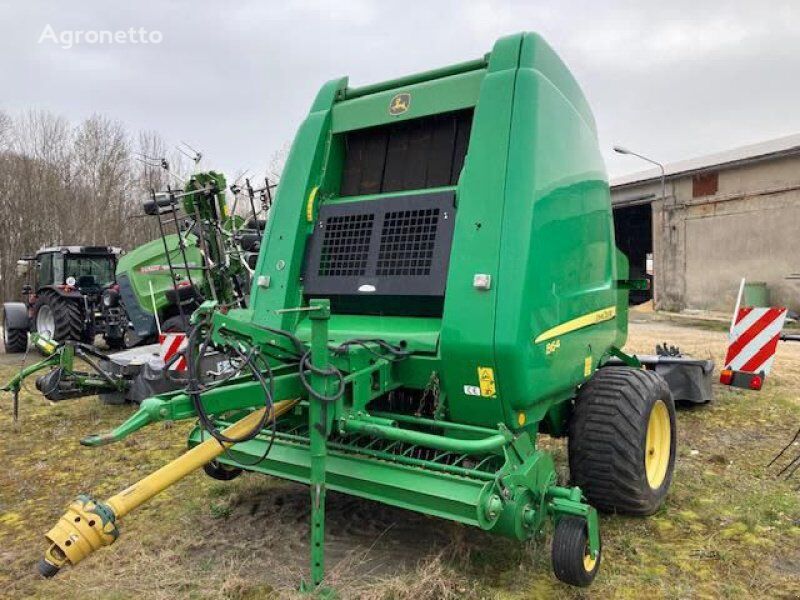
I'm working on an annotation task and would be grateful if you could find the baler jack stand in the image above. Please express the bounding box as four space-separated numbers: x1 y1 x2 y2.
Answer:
300 299 335 595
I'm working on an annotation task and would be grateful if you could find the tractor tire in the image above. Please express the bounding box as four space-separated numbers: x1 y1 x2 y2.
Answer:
33 290 84 344
3 324 28 353
551 516 601 587
568 366 676 516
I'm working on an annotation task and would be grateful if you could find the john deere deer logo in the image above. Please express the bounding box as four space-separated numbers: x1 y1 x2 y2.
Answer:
389 93 410 115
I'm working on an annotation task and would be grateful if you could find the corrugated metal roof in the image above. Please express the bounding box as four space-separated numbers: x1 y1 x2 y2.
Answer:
611 133 800 188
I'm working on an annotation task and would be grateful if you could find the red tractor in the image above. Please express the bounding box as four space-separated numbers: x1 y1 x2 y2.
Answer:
2 246 127 352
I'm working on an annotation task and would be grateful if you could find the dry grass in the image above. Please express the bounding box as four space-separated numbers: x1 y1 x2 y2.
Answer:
0 321 799 599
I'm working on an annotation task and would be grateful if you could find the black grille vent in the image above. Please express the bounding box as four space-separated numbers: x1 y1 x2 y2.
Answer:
318 214 374 277
304 191 456 297
377 208 439 276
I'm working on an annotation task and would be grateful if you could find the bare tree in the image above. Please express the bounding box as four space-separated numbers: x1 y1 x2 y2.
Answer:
266 141 290 186
72 115 132 245
0 111 11 150
0 107 274 306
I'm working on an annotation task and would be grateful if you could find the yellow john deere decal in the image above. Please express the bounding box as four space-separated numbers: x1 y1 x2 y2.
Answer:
477 366 496 397
534 306 617 344
389 93 410 115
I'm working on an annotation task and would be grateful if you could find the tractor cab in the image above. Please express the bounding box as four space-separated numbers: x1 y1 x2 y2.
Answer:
31 247 118 293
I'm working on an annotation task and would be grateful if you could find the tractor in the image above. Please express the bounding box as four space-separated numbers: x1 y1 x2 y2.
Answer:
38 33 686 589
2 246 126 352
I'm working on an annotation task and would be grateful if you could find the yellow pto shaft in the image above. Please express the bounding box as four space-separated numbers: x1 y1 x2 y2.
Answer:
39 400 297 577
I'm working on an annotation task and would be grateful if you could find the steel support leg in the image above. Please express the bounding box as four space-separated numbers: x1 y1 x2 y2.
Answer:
307 300 331 590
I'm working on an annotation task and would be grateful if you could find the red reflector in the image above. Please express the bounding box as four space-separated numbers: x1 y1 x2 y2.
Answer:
720 369 733 385
749 375 763 390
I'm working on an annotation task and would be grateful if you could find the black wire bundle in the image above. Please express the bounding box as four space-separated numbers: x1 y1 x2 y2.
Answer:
183 322 274 446
767 426 800 487
178 310 411 464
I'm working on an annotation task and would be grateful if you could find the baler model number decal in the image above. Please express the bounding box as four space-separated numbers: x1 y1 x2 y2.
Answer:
534 306 617 344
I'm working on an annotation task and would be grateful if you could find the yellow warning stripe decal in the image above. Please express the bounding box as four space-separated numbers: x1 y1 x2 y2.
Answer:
534 306 617 344
306 186 319 223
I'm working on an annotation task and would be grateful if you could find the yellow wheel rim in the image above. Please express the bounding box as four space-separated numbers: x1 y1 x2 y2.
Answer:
583 549 597 572
645 400 671 489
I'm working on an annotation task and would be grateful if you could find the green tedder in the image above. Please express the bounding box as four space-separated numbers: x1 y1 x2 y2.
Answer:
38 33 677 589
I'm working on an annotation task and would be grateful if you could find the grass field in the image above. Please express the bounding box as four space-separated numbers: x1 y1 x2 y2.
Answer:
0 320 799 599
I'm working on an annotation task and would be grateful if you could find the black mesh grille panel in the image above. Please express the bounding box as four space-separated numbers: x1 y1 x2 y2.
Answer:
377 208 439 276
318 214 374 277
303 191 455 297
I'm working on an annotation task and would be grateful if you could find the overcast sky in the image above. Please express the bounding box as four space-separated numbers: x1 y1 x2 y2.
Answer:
2 0 799 180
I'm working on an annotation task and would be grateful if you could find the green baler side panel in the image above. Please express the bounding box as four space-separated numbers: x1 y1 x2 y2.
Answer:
492 32 619 426
440 33 621 427
116 234 202 317
438 34 522 428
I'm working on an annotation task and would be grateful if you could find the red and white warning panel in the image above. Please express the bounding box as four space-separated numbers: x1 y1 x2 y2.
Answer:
720 306 787 390
159 333 188 372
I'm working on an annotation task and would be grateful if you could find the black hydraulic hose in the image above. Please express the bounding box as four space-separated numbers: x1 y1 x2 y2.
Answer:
180 310 413 463
298 349 346 403
332 338 410 360
184 323 273 446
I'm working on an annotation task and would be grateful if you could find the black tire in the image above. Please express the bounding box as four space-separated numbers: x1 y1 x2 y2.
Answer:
552 516 601 587
33 290 84 343
3 307 28 353
203 460 243 481
569 367 676 516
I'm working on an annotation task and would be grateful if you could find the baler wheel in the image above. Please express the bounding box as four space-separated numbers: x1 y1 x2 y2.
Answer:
551 516 601 587
203 460 243 481
568 367 676 516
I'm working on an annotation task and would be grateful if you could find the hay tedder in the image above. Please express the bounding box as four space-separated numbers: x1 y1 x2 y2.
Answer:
37 33 681 589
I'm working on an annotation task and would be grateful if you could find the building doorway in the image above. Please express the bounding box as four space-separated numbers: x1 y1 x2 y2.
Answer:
613 203 653 305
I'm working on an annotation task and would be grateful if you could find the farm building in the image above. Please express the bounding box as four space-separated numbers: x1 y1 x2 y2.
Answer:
611 134 800 313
